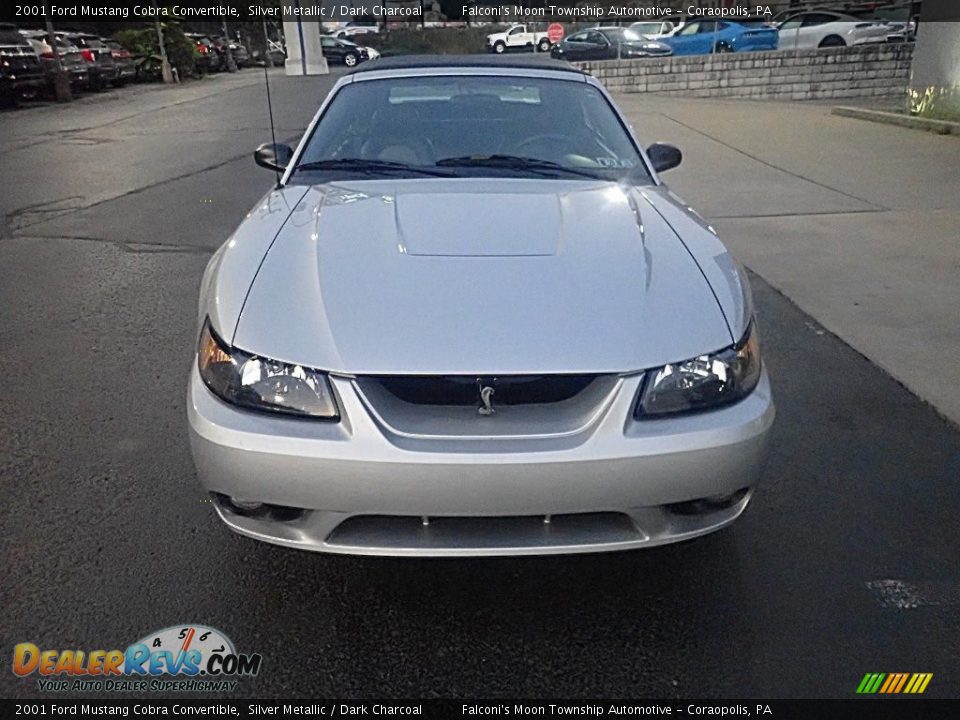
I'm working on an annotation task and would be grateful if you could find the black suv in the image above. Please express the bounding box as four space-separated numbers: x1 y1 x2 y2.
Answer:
57 32 117 90
0 23 45 106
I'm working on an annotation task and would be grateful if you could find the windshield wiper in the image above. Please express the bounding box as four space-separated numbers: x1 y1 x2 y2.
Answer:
295 158 454 177
435 155 605 179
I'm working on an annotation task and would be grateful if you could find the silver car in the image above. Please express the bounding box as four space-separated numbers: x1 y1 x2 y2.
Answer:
187 56 775 556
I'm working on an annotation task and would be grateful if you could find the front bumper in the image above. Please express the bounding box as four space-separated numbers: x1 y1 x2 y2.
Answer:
188 368 774 556
1 74 45 95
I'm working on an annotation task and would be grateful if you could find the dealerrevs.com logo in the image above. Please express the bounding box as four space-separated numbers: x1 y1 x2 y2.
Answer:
13 625 262 693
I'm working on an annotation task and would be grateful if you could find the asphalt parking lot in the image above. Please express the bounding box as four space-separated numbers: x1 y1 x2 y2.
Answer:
1 69 959 699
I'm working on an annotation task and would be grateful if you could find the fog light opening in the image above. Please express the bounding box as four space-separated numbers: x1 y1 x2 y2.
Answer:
213 493 305 521
665 488 750 517
231 498 265 512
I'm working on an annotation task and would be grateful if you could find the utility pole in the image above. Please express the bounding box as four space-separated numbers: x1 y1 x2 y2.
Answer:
42 0 70 102
222 21 237 72
155 21 173 82
149 0 173 83
262 20 273 67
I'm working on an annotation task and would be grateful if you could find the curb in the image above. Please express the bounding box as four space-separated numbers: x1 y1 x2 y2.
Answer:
832 106 960 135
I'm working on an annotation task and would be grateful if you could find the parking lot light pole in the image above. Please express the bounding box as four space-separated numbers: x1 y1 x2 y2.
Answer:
42 0 70 102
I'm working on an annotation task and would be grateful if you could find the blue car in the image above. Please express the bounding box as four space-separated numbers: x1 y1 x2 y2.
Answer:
662 19 779 55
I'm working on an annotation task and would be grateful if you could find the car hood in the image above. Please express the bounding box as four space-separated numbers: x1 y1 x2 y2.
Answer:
232 179 735 375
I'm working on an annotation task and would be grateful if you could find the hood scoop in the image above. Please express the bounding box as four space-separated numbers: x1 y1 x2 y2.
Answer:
396 192 561 257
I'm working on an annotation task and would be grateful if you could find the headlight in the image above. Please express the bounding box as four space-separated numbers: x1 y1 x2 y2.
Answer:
197 320 339 420
636 322 762 418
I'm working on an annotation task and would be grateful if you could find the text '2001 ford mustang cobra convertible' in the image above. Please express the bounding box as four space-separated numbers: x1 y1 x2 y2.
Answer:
187 56 775 556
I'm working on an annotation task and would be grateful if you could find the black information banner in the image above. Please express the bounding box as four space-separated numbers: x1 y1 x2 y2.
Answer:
2 700 960 719
3 1 956 24
1 2 801 24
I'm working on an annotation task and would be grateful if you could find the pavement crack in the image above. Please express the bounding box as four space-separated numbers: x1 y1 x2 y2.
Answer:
708 208 893 221
11 234 215 256
661 112 889 211
9 152 249 234
4 196 87 235
10 77 267 138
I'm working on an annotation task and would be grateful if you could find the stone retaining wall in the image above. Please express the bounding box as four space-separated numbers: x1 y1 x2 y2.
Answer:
577 43 914 101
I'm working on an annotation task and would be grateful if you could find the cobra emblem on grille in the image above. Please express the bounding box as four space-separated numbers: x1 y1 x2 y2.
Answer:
477 379 496 416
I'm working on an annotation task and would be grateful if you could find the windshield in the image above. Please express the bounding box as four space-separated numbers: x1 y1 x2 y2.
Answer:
0 28 27 45
295 75 650 183
601 28 643 42
630 23 662 35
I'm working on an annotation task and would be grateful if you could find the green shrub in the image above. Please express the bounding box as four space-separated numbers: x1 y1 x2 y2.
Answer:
115 23 198 78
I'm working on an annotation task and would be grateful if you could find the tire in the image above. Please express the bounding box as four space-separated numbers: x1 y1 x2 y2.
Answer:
713 42 732 53
493 41 506 54
537 38 551 52
343 53 358 67
819 35 846 48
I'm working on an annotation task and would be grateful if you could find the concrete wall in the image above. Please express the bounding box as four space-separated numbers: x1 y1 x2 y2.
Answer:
577 44 915 101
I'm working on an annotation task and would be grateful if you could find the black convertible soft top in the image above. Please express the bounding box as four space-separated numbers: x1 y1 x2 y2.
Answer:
345 54 583 76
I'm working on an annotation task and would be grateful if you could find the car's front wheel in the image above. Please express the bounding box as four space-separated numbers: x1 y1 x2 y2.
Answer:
819 35 846 48
493 41 506 54
343 52 358 67
713 42 733 53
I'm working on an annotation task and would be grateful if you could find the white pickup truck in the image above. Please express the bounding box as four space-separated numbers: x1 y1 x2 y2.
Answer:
486 24 552 54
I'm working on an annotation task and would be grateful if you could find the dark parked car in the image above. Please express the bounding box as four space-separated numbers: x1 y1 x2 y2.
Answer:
320 35 369 67
57 32 117 89
20 30 89 93
212 36 250 69
186 33 220 73
551 27 674 62
104 40 135 84
0 23 45 106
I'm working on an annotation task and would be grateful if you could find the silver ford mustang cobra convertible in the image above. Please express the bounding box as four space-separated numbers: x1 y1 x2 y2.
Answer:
187 56 774 556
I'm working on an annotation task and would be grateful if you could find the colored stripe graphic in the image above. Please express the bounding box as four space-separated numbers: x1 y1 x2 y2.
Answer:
892 673 910 693
857 673 932 694
879 674 896 693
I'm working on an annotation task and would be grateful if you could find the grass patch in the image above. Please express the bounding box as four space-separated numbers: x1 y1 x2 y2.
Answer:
908 85 960 123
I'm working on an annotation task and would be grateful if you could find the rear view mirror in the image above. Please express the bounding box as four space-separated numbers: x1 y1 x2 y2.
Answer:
646 143 683 173
254 143 293 172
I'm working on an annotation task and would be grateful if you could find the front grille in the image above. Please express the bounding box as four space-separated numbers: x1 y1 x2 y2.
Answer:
353 374 621 441
370 375 596 407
